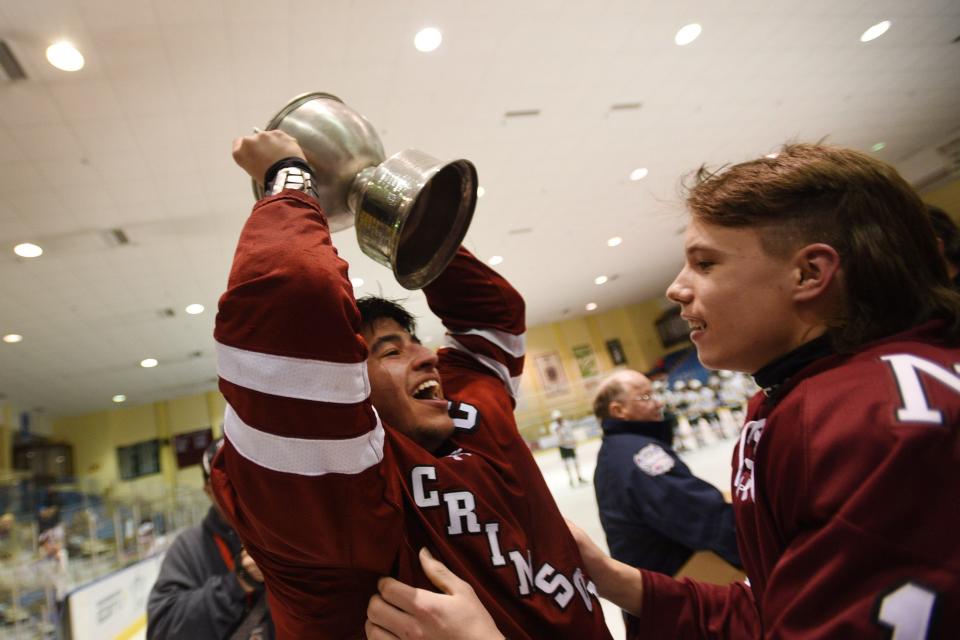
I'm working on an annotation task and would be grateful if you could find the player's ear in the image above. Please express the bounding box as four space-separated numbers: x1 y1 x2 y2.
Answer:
792 243 841 303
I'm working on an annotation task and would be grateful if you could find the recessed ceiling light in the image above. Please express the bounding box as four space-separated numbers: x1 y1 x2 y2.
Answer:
871 142 886 152
488 255 503 266
595 275 608 285
607 236 622 247
674 23 702 46
629 168 649 181
860 20 891 43
765 153 779 159
3 334 23 343
477 186 486 198
585 302 598 312
185 303 204 315
140 358 158 368
112 394 126 403
350 277 364 288
414 27 442 52
46 41 85 71
14 243 43 258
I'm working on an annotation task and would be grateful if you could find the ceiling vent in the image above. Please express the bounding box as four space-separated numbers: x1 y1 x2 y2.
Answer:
900 131 960 190
99 228 130 247
504 109 541 118
0 40 27 81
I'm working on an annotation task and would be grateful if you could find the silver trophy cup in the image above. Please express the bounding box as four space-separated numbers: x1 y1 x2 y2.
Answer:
253 92 478 290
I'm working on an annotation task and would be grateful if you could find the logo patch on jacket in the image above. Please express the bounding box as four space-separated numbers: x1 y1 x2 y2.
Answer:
633 443 675 476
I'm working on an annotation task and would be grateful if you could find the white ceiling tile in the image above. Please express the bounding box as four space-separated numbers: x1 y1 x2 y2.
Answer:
0 0 958 415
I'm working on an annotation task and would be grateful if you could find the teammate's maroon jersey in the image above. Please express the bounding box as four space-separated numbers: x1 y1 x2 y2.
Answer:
210 190 610 639
634 322 960 638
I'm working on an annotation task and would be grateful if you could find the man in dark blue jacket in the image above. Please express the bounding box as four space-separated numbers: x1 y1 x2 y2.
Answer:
592 369 740 577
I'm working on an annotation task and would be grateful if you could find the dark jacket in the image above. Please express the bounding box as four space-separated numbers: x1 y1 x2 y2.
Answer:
146 506 273 640
594 417 741 576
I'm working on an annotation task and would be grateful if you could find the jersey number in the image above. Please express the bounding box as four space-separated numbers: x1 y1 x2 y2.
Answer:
876 582 936 639
449 401 479 432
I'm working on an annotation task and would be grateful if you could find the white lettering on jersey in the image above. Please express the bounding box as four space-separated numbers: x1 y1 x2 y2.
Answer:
734 419 765 502
484 522 507 566
411 464 602 613
411 466 440 508
534 563 576 609
508 550 535 596
881 354 960 424
572 568 595 612
443 491 482 535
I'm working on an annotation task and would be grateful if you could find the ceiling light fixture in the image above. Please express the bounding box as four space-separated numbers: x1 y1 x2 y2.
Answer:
477 186 485 198
414 27 442 52
350 277 364 288
675 23 702 46
607 236 622 247
185 303 204 315
595 275 608 285
860 20 891 43
585 302 598 312
629 168 649 181
488 255 503 266
14 243 43 258
46 40 85 71
3 334 23 343
112 394 126 403
871 142 886 152
140 358 158 368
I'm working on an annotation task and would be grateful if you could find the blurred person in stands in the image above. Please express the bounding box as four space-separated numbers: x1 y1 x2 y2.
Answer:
147 438 273 640
361 143 960 639
927 204 960 290
36 488 62 536
592 369 740 580
550 409 588 487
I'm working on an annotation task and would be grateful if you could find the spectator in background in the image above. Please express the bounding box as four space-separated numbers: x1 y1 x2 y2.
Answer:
592 369 740 578
147 439 273 640
550 409 587 487
927 204 960 289
36 488 62 535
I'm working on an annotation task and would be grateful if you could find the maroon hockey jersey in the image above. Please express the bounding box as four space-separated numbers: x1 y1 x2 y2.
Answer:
633 322 960 638
211 191 610 639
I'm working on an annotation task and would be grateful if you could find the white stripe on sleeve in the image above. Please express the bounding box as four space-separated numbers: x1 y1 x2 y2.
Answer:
443 336 521 397
450 327 526 358
216 341 370 403
223 403 385 476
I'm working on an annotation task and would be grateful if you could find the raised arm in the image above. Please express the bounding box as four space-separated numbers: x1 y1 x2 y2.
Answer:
423 248 526 400
210 131 402 636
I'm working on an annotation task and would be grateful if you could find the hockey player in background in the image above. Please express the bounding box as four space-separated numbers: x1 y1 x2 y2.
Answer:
550 409 588 487
364 143 960 638
211 129 610 639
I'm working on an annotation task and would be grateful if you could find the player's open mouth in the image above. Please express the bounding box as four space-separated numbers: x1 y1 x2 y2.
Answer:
412 379 442 401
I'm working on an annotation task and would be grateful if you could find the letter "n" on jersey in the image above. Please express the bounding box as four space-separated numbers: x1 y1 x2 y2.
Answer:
881 354 960 424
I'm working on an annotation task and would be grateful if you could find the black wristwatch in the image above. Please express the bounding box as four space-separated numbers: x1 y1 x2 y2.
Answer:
262 157 320 203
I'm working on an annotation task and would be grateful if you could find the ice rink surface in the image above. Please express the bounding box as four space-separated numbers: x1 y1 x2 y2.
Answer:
534 435 735 638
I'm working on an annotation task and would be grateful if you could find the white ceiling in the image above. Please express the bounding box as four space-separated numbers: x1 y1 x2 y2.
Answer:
0 0 958 417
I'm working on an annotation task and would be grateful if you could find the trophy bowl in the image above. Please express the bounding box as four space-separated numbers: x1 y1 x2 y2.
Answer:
255 92 478 289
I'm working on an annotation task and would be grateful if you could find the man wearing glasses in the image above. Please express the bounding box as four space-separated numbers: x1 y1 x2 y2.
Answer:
591 369 741 585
